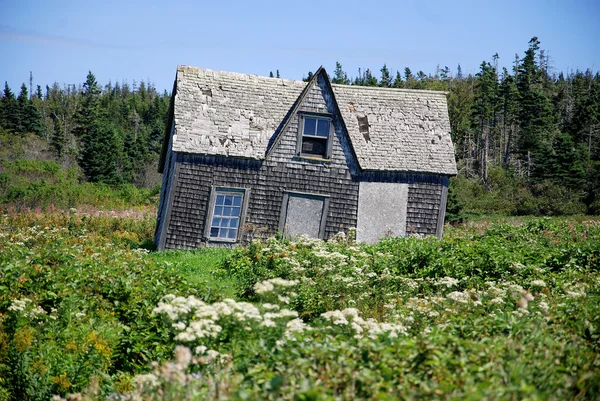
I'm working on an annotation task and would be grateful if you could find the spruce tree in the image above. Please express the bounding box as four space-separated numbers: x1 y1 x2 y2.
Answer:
379 64 391 87
516 37 555 179
332 62 350 85
1 82 20 133
392 71 403 88
364 69 378 86
17 83 43 136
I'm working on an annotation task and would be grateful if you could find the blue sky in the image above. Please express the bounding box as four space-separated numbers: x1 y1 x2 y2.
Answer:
1 0 599 93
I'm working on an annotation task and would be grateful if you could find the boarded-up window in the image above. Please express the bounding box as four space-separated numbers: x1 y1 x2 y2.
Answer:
279 192 329 239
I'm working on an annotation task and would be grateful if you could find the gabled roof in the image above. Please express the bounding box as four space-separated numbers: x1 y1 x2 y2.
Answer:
161 65 457 175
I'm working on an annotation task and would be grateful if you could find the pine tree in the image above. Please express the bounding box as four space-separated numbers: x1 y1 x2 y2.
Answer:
456 64 463 80
379 64 391 87
472 61 499 180
1 82 20 133
17 83 43 135
76 71 102 139
364 69 378 86
516 37 555 179
392 71 403 88
303 71 314 82
332 62 350 85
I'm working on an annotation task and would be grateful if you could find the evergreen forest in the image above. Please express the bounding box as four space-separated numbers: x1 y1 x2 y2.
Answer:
1 36 599 216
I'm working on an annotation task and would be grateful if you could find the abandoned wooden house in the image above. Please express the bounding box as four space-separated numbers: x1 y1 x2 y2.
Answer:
154 66 457 250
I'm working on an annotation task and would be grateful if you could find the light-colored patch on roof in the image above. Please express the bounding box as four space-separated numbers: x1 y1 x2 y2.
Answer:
171 65 457 175
332 84 457 174
172 66 305 159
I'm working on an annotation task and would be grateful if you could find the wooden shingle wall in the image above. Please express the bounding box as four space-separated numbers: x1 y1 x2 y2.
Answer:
260 73 360 239
164 156 260 249
406 180 447 236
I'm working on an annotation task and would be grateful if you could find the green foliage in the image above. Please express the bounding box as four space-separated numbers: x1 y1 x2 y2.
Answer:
3 214 600 400
112 218 600 400
0 211 192 399
0 158 158 210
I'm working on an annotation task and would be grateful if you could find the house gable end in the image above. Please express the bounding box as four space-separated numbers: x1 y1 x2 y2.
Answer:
265 68 359 173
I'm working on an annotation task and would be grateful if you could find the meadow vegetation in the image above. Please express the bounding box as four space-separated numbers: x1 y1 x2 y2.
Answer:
1 209 599 400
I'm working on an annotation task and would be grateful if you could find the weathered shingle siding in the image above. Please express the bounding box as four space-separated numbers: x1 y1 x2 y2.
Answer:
158 67 457 249
359 172 448 237
406 177 449 237
163 155 260 249
262 73 360 239
154 128 176 250
161 75 362 248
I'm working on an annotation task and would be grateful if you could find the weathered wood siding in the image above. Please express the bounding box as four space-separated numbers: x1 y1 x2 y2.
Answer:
260 73 360 239
158 76 361 249
154 126 176 250
162 155 260 249
359 172 449 238
156 74 450 250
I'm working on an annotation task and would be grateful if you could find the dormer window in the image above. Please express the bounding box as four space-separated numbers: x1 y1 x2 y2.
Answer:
298 114 333 159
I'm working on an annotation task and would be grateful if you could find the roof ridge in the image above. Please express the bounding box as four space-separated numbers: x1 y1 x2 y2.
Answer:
331 83 448 95
177 66 448 95
177 65 306 86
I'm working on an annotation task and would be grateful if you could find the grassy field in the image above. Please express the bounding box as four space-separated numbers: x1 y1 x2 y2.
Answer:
1 210 599 400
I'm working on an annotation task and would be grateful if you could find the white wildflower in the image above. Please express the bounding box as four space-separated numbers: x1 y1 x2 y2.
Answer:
174 346 192 370
172 322 186 331
531 279 546 288
434 276 460 288
262 303 280 311
8 298 31 312
136 373 159 388
446 291 470 304
254 281 274 294
261 319 277 327
285 318 309 335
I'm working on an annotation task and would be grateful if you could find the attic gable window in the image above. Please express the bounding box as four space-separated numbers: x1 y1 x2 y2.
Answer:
298 114 332 159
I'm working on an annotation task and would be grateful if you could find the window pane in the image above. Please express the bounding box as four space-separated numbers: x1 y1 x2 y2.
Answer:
302 137 327 156
316 119 329 137
303 117 316 136
211 190 245 240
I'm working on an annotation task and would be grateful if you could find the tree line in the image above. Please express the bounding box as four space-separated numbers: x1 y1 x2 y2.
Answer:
1 36 599 213
306 37 600 214
0 72 169 187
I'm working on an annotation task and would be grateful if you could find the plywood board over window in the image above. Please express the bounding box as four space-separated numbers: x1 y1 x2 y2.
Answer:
279 192 329 239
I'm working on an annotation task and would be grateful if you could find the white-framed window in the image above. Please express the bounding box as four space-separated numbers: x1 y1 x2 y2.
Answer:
205 187 248 242
297 114 333 159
